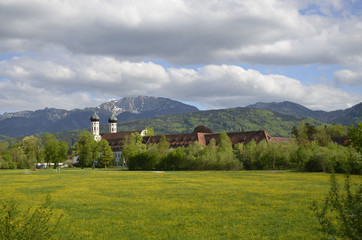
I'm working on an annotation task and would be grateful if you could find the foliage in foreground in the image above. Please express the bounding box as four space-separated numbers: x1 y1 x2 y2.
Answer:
311 173 361 240
0 195 65 240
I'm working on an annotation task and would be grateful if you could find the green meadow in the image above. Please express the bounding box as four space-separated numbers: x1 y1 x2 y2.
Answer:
0 169 359 239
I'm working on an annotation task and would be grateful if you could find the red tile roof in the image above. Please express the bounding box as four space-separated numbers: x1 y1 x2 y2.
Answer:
100 127 273 152
204 131 272 147
270 137 291 143
101 131 141 151
143 133 201 148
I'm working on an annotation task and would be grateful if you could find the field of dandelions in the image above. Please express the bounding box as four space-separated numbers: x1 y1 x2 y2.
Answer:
1 169 357 239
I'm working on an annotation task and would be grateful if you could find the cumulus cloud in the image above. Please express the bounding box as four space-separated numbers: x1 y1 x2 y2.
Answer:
0 0 361 65
0 79 97 112
0 0 361 113
165 65 360 110
334 69 362 86
0 53 360 112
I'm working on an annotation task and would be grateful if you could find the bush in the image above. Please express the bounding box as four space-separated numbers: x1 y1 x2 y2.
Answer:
0 195 64 240
0 158 9 169
347 151 362 175
159 147 187 170
128 151 161 170
289 145 309 170
305 151 327 172
311 173 361 239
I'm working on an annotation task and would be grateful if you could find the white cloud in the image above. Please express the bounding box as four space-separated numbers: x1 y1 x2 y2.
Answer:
0 0 361 113
0 79 97 112
334 69 362 86
0 0 361 66
165 64 360 110
0 54 360 112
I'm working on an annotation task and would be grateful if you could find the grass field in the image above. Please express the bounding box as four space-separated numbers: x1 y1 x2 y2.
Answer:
0 169 359 239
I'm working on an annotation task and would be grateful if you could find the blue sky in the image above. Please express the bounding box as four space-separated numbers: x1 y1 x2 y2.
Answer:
0 0 361 113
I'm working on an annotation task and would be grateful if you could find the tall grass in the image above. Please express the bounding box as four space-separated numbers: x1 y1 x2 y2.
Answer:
1 169 358 239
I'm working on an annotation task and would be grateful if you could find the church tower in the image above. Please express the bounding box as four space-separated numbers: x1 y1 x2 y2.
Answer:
90 112 101 141
108 114 118 133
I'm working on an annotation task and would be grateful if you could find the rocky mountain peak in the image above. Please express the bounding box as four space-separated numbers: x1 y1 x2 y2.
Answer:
0 96 199 137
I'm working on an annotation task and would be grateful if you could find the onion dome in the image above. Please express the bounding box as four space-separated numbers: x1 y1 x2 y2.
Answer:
193 125 212 133
108 114 118 123
90 112 100 122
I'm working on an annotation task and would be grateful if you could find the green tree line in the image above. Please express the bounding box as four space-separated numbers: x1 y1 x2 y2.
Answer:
0 134 69 169
1 123 361 173
0 131 114 170
121 123 361 173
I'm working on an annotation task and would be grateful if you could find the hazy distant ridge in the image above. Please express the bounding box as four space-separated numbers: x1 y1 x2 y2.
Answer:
247 101 362 126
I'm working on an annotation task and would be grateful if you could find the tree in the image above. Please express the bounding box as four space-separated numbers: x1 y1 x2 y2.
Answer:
42 133 69 169
347 123 362 153
17 136 41 169
305 123 317 140
98 139 114 168
239 140 257 170
217 132 233 153
161 147 187 170
42 133 59 168
73 131 98 168
292 122 318 145
0 142 10 169
328 124 347 137
314 125 331 147
0 142 9 155
291 123 309 145
290 145 311 170
157 135 170 156
10 146 26 169
216 132 239 170
185 141 204 170
57 141 68 168
122 133 146 164
142 127 155 136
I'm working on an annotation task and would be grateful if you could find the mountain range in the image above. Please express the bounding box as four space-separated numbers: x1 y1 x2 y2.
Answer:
0 96 360 139
0 96 198 137
247 101 362 126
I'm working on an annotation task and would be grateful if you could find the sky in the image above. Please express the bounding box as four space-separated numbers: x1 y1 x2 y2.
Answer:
0 0 361 113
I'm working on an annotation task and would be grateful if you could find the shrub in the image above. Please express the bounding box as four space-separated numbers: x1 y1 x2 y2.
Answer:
128 151 162 170
159 147 187 170
290 145 311 170
0 195 64 240
0 158 9 169
311 173 361 240
347 151 362 175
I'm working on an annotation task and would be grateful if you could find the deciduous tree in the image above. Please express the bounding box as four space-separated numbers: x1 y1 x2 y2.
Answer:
122 133 146 164
20 136 41 169
347 123 362 153
98 139 114 168
42 133 69 168
74 131 98 168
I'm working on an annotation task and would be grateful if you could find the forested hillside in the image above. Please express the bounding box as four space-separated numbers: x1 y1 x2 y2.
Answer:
51 107 320 147
113 107 320 137
247 101 362 125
